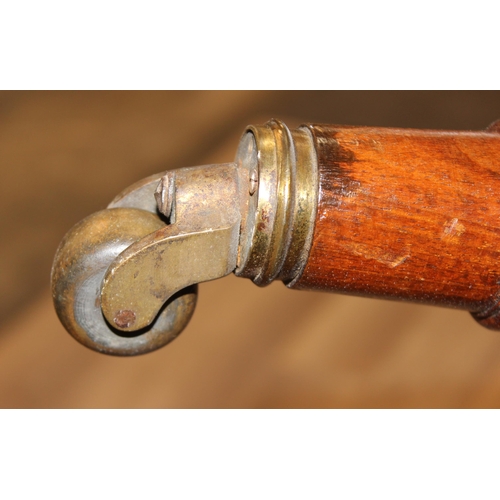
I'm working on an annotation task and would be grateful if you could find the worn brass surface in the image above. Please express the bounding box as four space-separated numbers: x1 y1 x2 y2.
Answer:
235 120 318 286
100 163 246 332
281 127 318 285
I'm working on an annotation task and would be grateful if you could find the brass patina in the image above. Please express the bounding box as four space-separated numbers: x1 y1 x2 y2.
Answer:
101 163 246 332
51 120 318 355
234 120 318 286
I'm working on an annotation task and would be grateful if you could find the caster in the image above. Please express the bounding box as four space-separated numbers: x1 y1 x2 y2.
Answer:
50 120 319 356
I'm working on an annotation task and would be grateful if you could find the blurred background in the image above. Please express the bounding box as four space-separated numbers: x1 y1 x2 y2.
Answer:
1 90 500 408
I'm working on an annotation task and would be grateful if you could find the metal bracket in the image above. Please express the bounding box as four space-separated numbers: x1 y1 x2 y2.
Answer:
102 162 248 332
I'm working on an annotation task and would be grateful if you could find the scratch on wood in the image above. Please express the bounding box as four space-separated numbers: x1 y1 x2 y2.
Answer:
442 218 465 242
343 242 410 268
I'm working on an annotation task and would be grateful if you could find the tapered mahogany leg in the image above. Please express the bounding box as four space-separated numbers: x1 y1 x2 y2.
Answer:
288 122 500 329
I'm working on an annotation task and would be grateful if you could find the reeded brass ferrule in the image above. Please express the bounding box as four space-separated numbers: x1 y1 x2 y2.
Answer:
235 119 319 287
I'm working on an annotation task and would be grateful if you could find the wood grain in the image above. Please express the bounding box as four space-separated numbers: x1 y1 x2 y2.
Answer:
293 123 500 328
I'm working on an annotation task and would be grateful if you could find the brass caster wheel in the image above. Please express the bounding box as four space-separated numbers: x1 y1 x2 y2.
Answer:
51 208 197 356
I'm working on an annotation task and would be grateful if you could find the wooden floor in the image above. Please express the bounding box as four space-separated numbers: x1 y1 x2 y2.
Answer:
2 90 500 408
